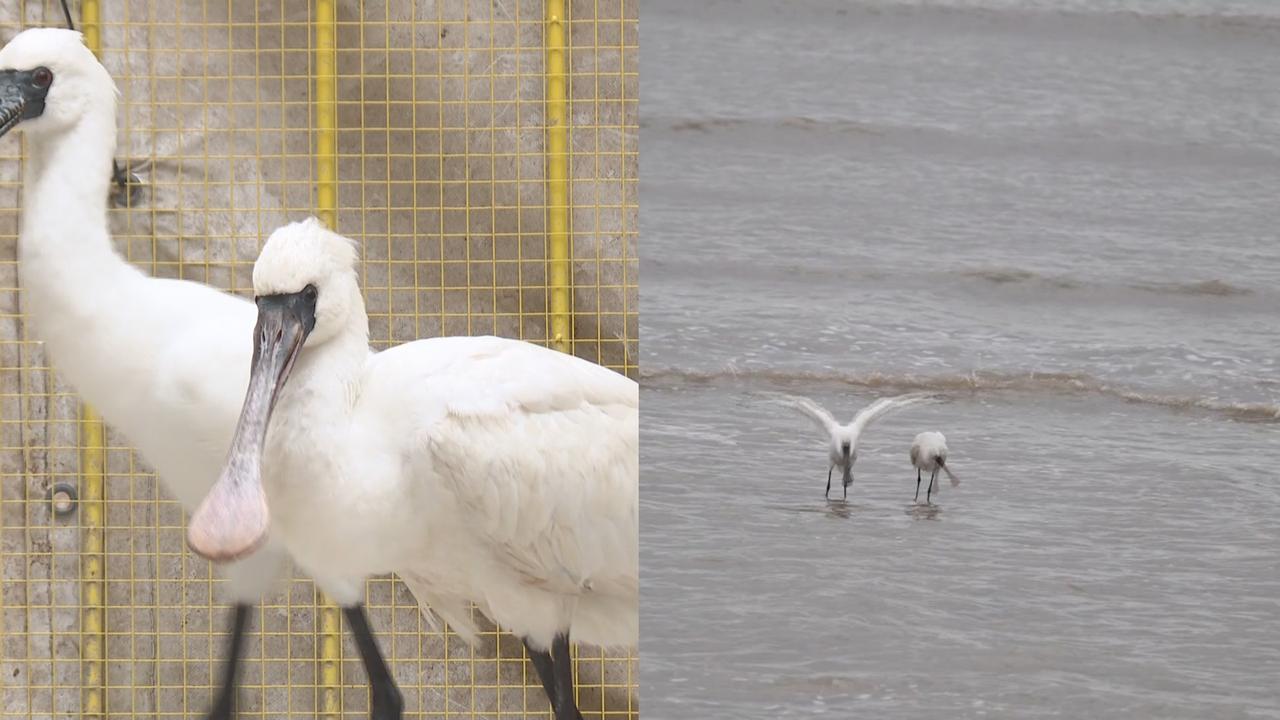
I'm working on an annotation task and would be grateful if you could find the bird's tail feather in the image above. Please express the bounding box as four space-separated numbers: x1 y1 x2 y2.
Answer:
941 464 960 487
399 575 482 646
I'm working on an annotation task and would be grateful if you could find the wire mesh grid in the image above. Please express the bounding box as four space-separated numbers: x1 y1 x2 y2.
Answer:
0 0 638 718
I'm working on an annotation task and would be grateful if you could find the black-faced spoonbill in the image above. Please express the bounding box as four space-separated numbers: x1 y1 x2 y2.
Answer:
0 28 289 719
777 392 938 499
187 219 639 720
911 431 958 504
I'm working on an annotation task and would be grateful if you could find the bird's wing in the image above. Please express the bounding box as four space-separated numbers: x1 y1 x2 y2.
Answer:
145 281 259 471
774 394 839 435
396 573 483 645
849 392 939 440
365 337 639 603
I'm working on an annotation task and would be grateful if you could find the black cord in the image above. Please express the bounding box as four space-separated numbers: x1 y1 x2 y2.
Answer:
58 0 133 200
59 0 76 31
110 159 128 186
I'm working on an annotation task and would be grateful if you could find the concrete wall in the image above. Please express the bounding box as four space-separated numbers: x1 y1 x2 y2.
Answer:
0 1 637 717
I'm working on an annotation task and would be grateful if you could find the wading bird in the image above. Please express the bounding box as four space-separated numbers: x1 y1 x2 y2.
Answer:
187 219 639 720
910 431 958 504
0 28 288 719
778 392 938 499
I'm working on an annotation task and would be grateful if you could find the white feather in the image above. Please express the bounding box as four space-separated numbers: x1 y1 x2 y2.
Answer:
911 431 959 490
248 222 639 653
1 28 288 601
776 391 939 482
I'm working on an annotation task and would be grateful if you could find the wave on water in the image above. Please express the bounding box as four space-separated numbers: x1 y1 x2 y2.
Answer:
657 256 1260 301
959 268 1082 290
1132 279 1254 297
842 0 1280 33
644 115 885 136
644 113 1280 170
665 0 1280 34
960 268 1254 298
664 118 745 133
641 365 1280 422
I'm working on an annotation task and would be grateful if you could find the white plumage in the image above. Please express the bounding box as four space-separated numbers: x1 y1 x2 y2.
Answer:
777 391 938 499
0 28 285 719
187 219 638 720
910 430 958 504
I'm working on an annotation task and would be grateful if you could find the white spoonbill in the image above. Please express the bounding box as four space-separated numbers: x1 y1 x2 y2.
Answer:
777 391 938 499
0 29 289 719
187 219 639 720
910 431 958 504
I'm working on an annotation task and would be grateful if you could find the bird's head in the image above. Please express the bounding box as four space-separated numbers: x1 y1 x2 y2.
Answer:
187 218 365 563
0 28 115 141
252 217 365 349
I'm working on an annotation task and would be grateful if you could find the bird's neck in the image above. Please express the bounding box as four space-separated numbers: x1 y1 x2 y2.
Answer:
270 327 371 459
19 114 137 317
260 331 371 528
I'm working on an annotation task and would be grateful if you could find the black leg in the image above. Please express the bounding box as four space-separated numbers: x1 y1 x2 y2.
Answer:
825 466 832 499
928 469 938 504
524 638 559 708
914 469 922 502
343 605 403 720
551 634 584 720
206 603 252 720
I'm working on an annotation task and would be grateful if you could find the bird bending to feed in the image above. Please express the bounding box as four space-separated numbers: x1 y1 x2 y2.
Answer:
187 218 639 720
910 431 958 504
0 28 288 719
777 391 939 499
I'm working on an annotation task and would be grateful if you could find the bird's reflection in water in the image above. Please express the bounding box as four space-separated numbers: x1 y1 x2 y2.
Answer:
824 499 853 519
763 500 862 519
906 503 942 521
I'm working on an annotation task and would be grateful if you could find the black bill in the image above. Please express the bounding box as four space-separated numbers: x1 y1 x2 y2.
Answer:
187 289 317 562
0 67 52 140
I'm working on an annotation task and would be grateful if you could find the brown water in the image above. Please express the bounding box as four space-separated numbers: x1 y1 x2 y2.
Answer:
640 1 1280 717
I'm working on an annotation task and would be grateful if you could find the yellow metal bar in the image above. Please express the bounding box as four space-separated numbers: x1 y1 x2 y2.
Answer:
318 599 342 720
79 405 106 720
315 0 337 231
78 7 107 720
313 2 343 718
546 0 572 353
80 0 101 54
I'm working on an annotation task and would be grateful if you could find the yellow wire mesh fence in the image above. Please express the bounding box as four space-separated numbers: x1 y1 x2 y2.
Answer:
0 0 637 718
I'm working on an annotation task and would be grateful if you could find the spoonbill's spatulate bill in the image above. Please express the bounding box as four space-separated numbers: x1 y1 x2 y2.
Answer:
910 431 958 504
776 391 939 499
0 29 289 720
188 219 639 720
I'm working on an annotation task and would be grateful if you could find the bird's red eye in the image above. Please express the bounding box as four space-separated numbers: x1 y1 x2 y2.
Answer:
31 67 52 89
